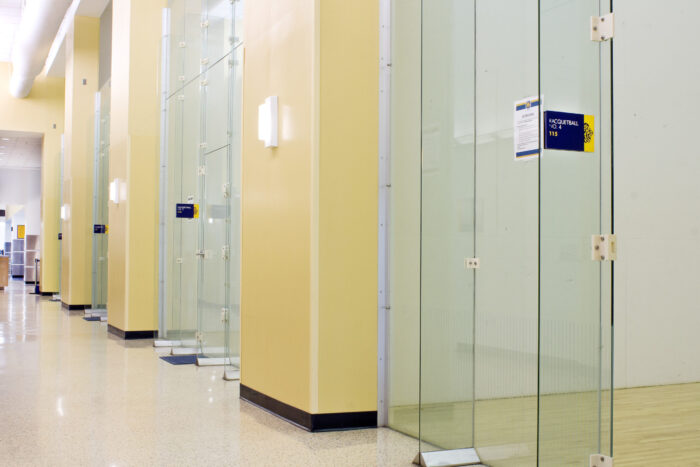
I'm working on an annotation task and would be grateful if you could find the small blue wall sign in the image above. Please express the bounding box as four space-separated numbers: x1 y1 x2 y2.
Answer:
543 110 595 153
94 224 107 234
176 203 198 219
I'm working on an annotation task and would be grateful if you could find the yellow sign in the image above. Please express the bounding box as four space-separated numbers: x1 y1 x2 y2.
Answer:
17 225 25 239
583 114 595 153
193 204 199 219
105 225 109 234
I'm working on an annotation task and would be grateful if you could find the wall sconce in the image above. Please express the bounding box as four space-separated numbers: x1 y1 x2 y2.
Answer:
258 96 278 148
60 204 69 220
109 178 121 205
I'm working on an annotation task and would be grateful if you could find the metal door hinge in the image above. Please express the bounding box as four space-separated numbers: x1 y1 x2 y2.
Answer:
195 331 203 342
221 245 230 260
200 20 209 29
592 234 617 261
178 41 186 48
198 165 206 175
176 257 183 264
464 258 480 269
591 13 614 41
222 183 230 198
590 454 613 467
220 307 229 323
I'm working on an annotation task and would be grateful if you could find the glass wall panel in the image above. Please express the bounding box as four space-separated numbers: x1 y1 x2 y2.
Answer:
419 0 476 454
387 0 421 440
472 1 539 465
161 0 242 373
91 81 111 314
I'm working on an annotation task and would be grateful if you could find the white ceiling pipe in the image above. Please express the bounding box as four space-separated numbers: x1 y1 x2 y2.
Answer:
9 0 73 98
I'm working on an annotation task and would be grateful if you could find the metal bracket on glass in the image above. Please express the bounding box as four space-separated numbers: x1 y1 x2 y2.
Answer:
177 94 185 101
592 234 617 261
178 75 185 82
176 257 183 264
200 79 208 87
195 250 205 258
464 257 480 269
591 13 614 41
413 449 481 467
201 58 209 66
220 307 229 323
198 165 206 175
200 20 209 29
178 41 186 48
590 454 613 467
221 245 230 260
222 183 230 198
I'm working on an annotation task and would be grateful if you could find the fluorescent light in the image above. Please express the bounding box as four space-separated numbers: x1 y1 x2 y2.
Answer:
258 96 278 148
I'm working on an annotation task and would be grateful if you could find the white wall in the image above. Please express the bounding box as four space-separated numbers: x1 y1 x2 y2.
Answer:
0 169 41 237
613 0 700 388
0 169 41 235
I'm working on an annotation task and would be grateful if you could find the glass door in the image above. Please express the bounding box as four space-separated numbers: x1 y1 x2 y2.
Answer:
538 0 613 465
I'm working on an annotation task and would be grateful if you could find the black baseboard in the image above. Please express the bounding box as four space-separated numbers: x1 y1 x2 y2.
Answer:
61 301 90 310
40 292 55 296
108 324 156 340
240 384 377 432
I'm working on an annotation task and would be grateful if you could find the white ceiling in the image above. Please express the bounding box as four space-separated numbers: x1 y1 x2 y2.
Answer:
0 0 23 63
0 130 43 170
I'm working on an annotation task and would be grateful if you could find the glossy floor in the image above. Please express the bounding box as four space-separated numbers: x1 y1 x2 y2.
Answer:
0 280 416 466
2 280 699 466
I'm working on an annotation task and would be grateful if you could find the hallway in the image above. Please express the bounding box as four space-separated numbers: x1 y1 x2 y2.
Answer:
0 280 416 466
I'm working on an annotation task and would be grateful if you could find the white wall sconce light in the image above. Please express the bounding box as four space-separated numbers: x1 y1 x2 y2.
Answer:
109 178 122 205
60 204 70 220
258 96 278 148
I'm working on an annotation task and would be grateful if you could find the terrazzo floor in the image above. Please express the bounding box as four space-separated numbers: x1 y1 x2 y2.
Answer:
0 279 418 466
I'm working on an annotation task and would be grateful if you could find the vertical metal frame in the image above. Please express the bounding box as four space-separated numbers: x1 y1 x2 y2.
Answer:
377 0 392 427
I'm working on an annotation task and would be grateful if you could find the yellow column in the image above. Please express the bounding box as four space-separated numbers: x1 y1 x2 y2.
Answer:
107 0 164 336
241 0 379 429
0 63 64 294
61 16 99 307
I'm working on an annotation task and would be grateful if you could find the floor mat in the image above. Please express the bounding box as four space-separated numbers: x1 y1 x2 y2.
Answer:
160 355 198 365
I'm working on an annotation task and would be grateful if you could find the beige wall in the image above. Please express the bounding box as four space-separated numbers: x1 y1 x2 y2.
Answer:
62 16 99 305
107 0 164 332
241 0 378 414
0 63 64 293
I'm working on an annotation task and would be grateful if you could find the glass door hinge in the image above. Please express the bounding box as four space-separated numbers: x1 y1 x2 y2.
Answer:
198 166 206 175
590 454 613 467
221 245 230 260
178 41 186 48
591 13 614 41
195 250 205 258
592 234 617 261
464 258 480 269
200 20 209 29
176 257 183 264
222 183 231 198
221 308 229 323
195 332 203 342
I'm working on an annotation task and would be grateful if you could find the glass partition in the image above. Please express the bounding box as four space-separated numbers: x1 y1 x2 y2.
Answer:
90 81 111 317
390 1 613 465
160 0 242 377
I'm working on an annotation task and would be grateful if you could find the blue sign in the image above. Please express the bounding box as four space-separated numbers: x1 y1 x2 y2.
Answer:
94 224 107 234
176 203 198 219
58 233 62 240
544 111 595 153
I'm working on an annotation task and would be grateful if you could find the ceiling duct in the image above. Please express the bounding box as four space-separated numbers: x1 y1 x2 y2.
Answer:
9 0 73 98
